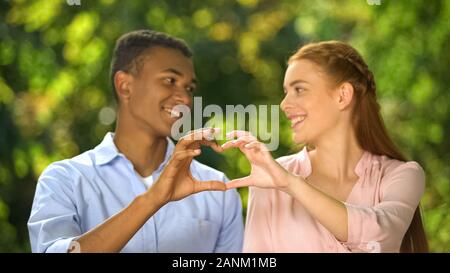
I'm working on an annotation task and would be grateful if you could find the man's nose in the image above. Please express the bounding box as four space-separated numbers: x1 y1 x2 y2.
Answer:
173 89 192 106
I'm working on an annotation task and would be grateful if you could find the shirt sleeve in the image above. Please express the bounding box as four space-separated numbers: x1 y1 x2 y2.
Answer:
214 174 244 253
243 186 273 252
343 162 426 252
27 163 82 253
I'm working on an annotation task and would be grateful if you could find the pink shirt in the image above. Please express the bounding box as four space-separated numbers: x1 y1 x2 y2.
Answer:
243 147 425 253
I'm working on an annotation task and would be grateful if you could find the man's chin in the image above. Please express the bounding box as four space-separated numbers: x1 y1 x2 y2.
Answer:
159 126 173 138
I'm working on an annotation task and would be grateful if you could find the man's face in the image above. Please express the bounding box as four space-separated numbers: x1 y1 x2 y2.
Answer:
122 46 196 137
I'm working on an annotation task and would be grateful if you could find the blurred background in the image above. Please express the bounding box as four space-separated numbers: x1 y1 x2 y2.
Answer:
0 0 449 252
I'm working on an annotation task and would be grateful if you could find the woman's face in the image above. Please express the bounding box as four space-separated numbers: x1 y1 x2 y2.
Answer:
281 59 342 145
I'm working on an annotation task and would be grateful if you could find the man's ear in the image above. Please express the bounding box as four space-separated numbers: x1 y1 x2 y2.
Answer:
114 71 133 103
336 82 354 110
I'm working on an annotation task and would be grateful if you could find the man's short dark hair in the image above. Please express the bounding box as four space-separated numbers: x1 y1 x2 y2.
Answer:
110 29 193 101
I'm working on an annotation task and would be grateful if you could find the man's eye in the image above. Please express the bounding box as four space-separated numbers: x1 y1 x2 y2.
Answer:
186 86 195 93
165 77 176 85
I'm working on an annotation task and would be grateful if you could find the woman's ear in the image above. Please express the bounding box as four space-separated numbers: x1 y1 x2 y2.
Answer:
114 71 133 103
337 82 354 110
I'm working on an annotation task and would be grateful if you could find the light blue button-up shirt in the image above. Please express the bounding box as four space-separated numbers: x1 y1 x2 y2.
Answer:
28 133 243 253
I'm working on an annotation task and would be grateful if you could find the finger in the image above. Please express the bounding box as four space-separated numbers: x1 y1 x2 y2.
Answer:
193 180 226 193
244 141 259 149
199 139 224 153
221 140 245 150
221 140 234 150
221 136 255 150
163 149 200 179
225 130 255 140
179 128 217 148
226 177 253 189
170 149 201 167
188 127 219 141
185 128 215 139
244 141 268 152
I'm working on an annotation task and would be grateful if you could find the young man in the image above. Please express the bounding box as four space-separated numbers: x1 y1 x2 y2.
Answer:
28 30 244 253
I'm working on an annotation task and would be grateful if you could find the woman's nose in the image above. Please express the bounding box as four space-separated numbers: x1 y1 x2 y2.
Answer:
280 94 290 112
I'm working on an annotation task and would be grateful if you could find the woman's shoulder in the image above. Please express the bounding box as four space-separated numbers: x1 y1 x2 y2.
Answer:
275 147 310 174
275 153 300 166
277 147 313 181
376 155 425 178
373 154 426 193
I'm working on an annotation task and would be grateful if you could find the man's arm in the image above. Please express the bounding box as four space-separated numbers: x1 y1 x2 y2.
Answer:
29 129 225 253
74 189 163 252
28 163 166 253
214 175 244 252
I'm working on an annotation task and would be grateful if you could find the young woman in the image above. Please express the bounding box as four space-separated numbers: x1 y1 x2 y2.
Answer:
222 41 428 253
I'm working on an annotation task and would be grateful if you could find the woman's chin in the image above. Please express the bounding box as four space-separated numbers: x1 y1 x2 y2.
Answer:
292 133 306 144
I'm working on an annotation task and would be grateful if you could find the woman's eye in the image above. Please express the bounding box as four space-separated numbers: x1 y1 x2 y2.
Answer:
295 87 305 93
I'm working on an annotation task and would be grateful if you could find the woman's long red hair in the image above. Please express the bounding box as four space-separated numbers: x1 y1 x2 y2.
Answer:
289 41 428 252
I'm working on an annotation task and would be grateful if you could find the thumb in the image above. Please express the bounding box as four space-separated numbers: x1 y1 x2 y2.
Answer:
226 176 253 189
193 180 226 193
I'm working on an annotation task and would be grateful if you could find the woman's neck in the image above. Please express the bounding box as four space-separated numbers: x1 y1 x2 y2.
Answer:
309 126 364 182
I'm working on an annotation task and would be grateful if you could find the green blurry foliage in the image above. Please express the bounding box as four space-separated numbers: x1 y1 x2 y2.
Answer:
0 0 449 252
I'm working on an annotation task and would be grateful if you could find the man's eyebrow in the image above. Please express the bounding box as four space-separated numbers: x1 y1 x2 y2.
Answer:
161 68 182 76
161 68 197 84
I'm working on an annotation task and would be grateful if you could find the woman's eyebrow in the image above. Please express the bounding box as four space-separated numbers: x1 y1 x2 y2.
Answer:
289 79 309 86
283 79 309 90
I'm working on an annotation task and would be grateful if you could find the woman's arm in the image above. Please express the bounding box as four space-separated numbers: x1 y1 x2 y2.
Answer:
223 131 425 251
222 132 349 241
283 175 348 241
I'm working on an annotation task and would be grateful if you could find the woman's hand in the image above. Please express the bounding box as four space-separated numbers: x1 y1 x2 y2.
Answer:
149 128 226 206
221 130 291 191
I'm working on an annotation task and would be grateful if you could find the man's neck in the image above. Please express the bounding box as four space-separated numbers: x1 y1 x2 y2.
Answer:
113 115 168 177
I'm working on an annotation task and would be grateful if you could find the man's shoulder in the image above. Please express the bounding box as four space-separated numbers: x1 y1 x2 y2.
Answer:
39 149 98 182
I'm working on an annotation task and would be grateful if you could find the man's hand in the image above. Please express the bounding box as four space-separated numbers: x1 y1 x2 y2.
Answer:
149 128 226 206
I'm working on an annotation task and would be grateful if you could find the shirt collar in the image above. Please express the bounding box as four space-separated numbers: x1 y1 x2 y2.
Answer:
297 146 371 178
93 132 175 168
93 132 120 165
155 136 175 173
